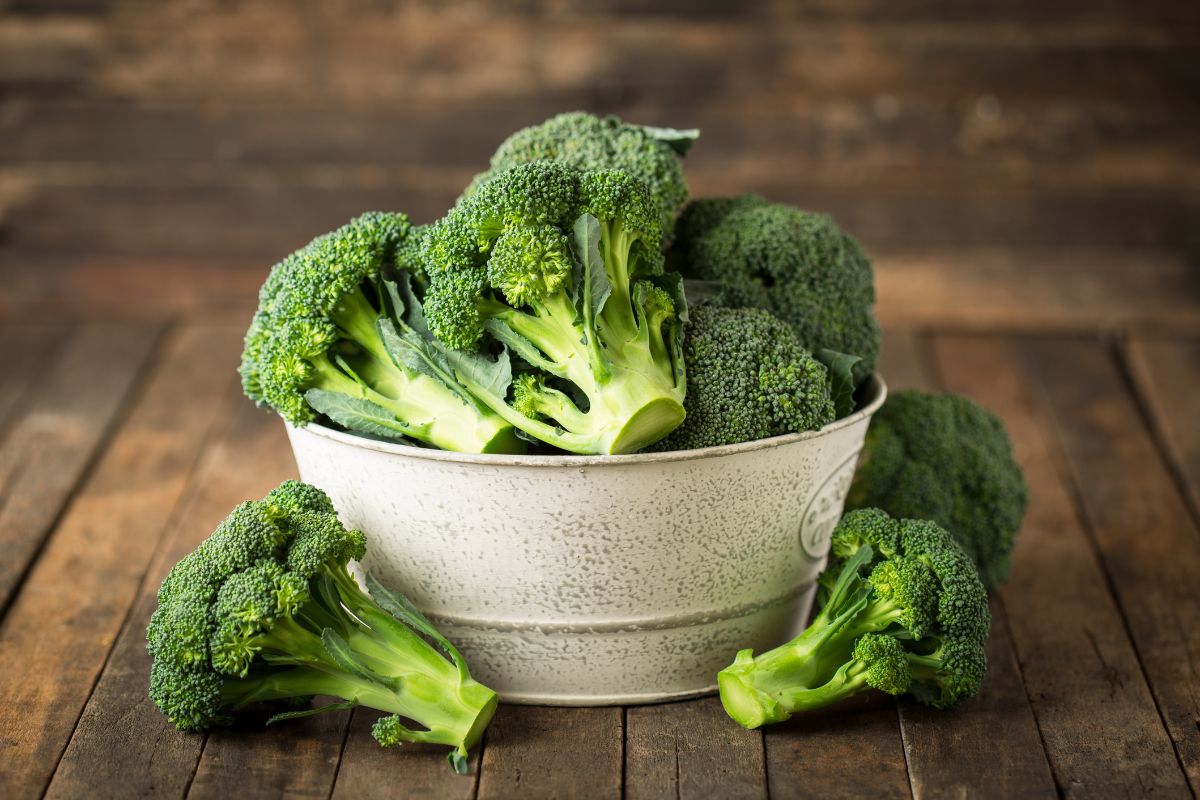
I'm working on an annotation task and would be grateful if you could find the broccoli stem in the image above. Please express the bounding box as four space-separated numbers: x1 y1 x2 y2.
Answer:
476 282 684 453
320 290 520 453
219 572 497 754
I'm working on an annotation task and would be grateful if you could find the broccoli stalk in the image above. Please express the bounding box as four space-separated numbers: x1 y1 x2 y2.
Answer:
423 162 688 454
147 481 498 774
718 509 990 728
240 211 522 454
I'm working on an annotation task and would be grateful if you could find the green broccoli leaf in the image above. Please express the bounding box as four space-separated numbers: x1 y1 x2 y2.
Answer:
266 701 357 726
638 124 701 155
304 389 416 442
817 349 862 420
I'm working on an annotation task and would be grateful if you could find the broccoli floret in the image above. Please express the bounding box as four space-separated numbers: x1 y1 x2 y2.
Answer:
671 195 880 386
147 480 497 774
651 305 835 451
847 390 1029 591
421 161 688 454
239 212 521 454
466 111 696 238
718 509 990 728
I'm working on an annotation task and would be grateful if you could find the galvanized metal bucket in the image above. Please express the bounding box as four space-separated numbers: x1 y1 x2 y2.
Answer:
286 375 886 705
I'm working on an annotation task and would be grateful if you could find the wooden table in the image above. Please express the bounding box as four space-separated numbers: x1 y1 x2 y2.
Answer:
2 2 1198 798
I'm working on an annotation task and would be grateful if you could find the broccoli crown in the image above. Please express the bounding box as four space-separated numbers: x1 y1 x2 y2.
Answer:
652 305 835 451
240 211 411 419
419 161 688 455
239 212 520 454
424 161 662 349
847 390 1029 592
718 508 990 727
147 480 497 771
468 111 693 238
672 194 880 385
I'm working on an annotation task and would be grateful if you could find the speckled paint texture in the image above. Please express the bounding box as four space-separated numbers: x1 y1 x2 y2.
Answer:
288 377 887 705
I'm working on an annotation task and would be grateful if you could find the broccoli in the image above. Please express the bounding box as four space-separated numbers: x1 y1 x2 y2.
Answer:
846 390 1029 591
147 480 497 774
651 305 835 451
421 161 688 454
239 212 522 454
718 508 990 728
671 194 880 386
466 111 697 238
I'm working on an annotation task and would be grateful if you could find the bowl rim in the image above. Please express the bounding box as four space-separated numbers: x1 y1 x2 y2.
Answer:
288 373 887 468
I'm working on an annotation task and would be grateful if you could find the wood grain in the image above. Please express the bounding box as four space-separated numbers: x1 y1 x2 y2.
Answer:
898 602 1056 799
477 705 623 800
625 696 766 800
0 322 240 797
0 320 158 611
331 707 480 800
1124 337 1200 516
876 332 1055 798
765 693 909 800
1026 337 1200 794
933 334 1192 797
45 393 295 800
187 702 350 800
0 323 58 438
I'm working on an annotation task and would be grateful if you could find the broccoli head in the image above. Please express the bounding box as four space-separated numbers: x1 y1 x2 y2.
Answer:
847 390 1029 591
239 212 521 454
467 111 697 238
651 305 835 451
671 194 880 386
421 161 688 454
718 508 990 728
147 480 497 774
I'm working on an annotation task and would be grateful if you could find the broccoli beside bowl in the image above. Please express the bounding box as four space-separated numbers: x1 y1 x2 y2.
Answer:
281 374 886 704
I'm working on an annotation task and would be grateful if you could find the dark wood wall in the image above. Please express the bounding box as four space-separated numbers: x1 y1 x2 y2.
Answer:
2 0 1198 328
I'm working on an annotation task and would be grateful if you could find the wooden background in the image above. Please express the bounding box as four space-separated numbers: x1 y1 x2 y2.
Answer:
1 1 1198 798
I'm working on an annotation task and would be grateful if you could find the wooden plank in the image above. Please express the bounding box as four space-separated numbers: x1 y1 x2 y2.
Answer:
898 602 1056 799
0 321 241 797
0 322 58 442
933 334 1193 796
1125 337 1200 515
477 705 622 800
330 707 480 800
625 696 766 800
6 179 1198 262
1025 337 1200 793
760 329 914 799
874 248 1200 333
45 393 296 800
7 99 1199 194
0 319 158 612
765 695 909 799
187 702 349 800
17 11 1195 106
875 331 1056 799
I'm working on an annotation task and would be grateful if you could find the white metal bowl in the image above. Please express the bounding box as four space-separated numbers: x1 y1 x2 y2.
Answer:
286 375 886 705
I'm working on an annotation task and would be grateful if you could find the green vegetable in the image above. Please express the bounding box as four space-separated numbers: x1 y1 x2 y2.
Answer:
239 211 521 454
147 480 497 774
846 390 1029 591
671 195 880 386
466 111 696 238
651 305 834 451
718 508 989 728
422 161 688 454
